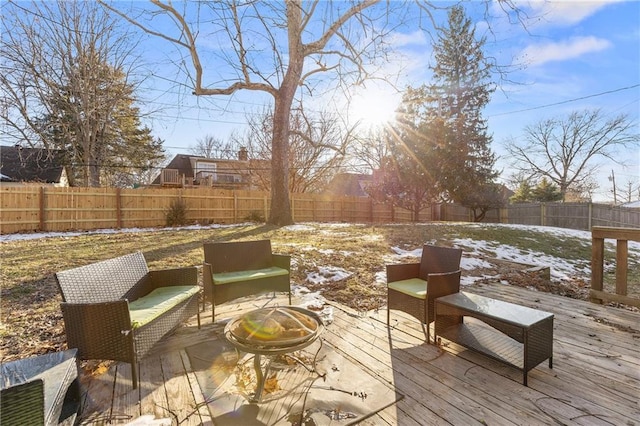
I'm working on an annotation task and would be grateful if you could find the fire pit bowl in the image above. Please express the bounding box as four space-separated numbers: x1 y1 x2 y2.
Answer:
224 306 324 402
225 306 322 349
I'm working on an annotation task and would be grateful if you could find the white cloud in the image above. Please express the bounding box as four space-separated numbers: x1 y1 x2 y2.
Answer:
526 1 622 27
389 30 428 48
519 36 611 66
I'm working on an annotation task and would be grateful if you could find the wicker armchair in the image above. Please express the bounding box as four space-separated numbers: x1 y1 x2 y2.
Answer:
55 252 200 389
386 245 462 343
203 240 291 321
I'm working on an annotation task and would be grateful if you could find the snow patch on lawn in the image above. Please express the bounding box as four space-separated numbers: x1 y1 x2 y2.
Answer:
305 266 352 284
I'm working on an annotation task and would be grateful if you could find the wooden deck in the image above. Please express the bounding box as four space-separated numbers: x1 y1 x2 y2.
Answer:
76 283 640 425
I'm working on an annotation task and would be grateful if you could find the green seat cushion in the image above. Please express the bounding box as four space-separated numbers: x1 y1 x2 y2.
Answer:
212 266 289 285
129 285 199 329
388 278 428 299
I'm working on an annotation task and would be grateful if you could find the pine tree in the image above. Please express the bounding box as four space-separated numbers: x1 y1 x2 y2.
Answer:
427 6 499 211
532 178 563 202
43 53 163 187
510 180 534 203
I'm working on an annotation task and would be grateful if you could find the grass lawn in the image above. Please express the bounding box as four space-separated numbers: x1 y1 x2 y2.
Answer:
1 221 637 362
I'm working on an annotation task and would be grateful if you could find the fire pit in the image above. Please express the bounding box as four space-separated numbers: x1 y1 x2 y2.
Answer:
224 306 324 402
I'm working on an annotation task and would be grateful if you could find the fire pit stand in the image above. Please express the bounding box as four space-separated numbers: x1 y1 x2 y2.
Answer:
224 306 324 402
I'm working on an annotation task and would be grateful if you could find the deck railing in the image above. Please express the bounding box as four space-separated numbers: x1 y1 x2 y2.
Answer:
591 226 640 308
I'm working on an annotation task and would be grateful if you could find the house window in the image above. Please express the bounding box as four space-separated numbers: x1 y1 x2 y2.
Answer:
216 174 241 183
195 161 216 179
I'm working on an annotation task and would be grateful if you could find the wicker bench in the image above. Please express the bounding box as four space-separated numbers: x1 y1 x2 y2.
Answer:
55 252 201 389
203 240 291 321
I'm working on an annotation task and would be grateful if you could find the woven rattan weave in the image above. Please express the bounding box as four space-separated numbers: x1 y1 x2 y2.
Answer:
1 349 79 426
434 292 554 386
386 245 462 343
203 240 291 321
55 252 200 389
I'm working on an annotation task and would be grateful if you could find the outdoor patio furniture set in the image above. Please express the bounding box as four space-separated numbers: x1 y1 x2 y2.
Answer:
386 244 554 386
1 240 553 424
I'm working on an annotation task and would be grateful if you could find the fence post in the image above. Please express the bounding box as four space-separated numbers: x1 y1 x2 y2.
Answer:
312 198 316 221
116 188 122 229
541 203 546 226
233 192 238 223
588 203 593 229
369 198 374 223
264 195 268 221
291 194 295 222
39 186 45 231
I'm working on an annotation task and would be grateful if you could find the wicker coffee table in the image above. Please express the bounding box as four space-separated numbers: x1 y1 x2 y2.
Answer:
434 292 553 386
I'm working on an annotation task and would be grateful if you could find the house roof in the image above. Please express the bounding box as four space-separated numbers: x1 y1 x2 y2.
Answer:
326 173 372 197
0 146 66 183
152 153 252 185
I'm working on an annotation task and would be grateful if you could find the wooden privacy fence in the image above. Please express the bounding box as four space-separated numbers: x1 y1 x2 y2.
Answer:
0 186 424 234
1 186 639 234
441 202 640 229
590 226 640 308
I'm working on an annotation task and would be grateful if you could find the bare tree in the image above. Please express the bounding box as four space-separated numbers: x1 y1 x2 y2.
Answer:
233 105 352 193
100 1 530 224
619 178 640 204
348 127 392 173
505 109 639 201
99 0 416 224
190 135 234 159
1 1 155 187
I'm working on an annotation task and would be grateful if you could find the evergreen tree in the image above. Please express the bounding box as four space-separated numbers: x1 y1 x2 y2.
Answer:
532 178 563 202
367 86 440 220
427 6 499 213
43 53 164 187
510 180 534 203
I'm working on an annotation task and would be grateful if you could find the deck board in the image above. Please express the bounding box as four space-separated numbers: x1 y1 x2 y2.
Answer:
74 283 640 425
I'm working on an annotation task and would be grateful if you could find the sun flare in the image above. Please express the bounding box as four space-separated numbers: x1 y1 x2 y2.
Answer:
349 86 400 128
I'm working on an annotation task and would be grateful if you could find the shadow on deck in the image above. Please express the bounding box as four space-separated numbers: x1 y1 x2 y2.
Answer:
76 283 640 425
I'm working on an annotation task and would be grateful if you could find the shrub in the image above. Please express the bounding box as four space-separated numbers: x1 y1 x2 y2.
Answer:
165 199 188 227
244 210 265 223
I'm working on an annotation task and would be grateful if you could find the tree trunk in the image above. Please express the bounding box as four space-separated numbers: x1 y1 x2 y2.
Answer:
266 2 304 226
269 91 294 225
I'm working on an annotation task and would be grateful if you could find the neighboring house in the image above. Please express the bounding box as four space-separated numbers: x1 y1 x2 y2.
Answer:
326 173 373 197
0 145 68 187
152 148 255 189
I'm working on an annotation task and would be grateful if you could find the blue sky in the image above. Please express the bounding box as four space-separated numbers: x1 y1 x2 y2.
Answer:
138 1 639 203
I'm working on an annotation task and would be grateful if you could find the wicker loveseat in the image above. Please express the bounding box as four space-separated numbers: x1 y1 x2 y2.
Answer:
203 240 291 321
55 252 200 389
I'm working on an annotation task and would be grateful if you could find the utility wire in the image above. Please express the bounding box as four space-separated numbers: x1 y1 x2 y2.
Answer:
488 84 640 118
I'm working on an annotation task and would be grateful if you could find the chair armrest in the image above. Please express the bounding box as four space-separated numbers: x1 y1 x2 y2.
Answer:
202 262 214 303
147 266 198 289
426 270 461 299
386 263 420 283
272 254 291 271
60 300 134 361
